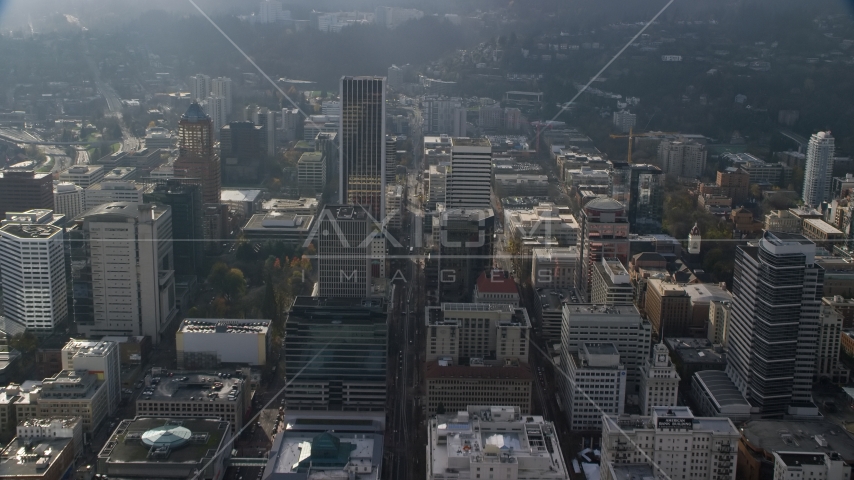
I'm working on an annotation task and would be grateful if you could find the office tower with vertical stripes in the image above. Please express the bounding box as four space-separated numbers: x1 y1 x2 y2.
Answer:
802 131 835 207
446 137 492 210
339 76 386 222
174 103 221 204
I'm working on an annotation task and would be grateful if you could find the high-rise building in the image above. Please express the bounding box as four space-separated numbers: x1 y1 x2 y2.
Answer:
297 151 326 193
560 304 652 395
644 279 692 337
257 108 276 157
426 303 530 364
0 223 67 332
422 97 466 137
71 203 178 343
802 131 835 207
54 183 84 220
174 103 221 204
188 74 211 102
210 77 232 115
438 208 494 302
0 171 54 217
563 343 626 431
612 110 636 133
707 299 731 346
445 137 492 210
385 136 397 186
658 139 707 178
61 340 121 415
339 76 386 221
600 407 739 480
638 342 680 415
387 64 404 90
83 181 145 209
816 297 850 384
610 163 664 234
726 231 824 416
220 121 262 183
579 198 630 300
281 108 300 142
316 205 374 298
143 179 205 278
204 96 227 135
591 257 633 305
285 296 388 411
531 247 579 290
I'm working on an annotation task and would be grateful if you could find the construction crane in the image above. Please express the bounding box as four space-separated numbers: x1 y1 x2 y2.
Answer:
609 127 679 164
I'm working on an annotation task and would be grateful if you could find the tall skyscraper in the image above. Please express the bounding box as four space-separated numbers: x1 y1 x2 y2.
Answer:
339 76 386 221
220 121 262 183
204 96 227 135
0 223 67 332
256 108 276 157
71 203 178 343
0 170 54 217
316 204 374 298
385 135 396 186
726 231 824 416
211 77 233 115
611 163 664 234
438 208 494 302
174 103 221 204
143 179 205 277
189 74 211 102
62 339 121 415
657 139 707 178
802 131 835 207
445 137 492 209
580 198 630 300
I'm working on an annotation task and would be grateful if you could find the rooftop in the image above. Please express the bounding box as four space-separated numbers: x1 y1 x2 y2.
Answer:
220 189 263 203
683 283 732 304
0 437 73 478
451 137 492 148
142 372 245 402
693 370 750 408
776 451 829 467
0 223 62 240
425 361 533 380
475 270 519 295
243 212 313 231
80 202 169 222
742 418 854 462
179 319 269 335
99 417 227 466
664 338 726 365
804 218 844 235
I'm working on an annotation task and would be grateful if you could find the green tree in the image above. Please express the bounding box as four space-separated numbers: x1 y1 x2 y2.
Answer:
222 268 247 299
9 332 38 356
207 261 230 292
262 274 278 322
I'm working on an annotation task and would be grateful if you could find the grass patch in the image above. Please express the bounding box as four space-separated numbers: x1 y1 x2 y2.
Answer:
110 142 121 153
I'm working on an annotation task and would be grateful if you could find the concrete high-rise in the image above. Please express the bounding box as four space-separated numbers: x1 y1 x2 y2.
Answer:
610 163 664 234
143 179 205 278
62 339 121 415
0 223 67 332
211 77 233 115
174 103 221 204
71 203 178 343
339 76 386 221
189 74 211 102
726 231 824 416
204 96 227 135
658 139 707 178
445 137 492 210
579 198 630 300
54 183 85 220
256 108 276 157
802 131 835 207
0 171 54 217
316 205 374 298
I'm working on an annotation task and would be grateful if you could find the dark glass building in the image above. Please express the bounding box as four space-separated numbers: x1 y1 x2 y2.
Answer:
220 121 262 184
285 296 388 411
143 179 205 277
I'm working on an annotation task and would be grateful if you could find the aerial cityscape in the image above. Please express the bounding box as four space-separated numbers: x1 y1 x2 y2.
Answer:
0 0 852 479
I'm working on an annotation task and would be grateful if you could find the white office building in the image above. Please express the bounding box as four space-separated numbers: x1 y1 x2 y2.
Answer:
590 257 633 305
61 339 121 415
445 137 492 210
638 342 679 416
59 165 105 188
189 74 211 102
205 95 227 135
563 343 627 431
74 203 177 343
0 223 67 332
84 181 145 210
802 131 835 207
612 110 636 133
561 304 651 395
771 452 850 480
54 183 85 220
427 406 570 480
600 407 739 480
176 318 271 368
211 77 233 115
